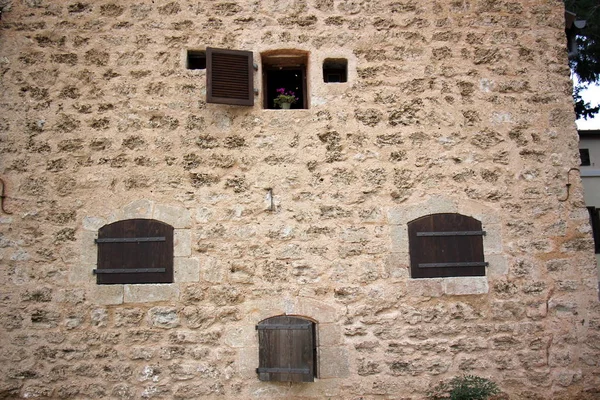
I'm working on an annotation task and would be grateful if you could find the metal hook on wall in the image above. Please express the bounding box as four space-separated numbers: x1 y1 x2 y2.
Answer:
558 167 581 202
0 177 12 214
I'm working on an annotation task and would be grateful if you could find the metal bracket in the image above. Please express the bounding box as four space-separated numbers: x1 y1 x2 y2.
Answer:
0 177 12 215
417 231 486 237
93 268 166 274
418 262 489 268
95 237 166 243
256 367 310 374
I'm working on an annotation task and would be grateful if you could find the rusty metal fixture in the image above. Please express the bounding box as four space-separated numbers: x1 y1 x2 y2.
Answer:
0 177 12 214
558 168 581 202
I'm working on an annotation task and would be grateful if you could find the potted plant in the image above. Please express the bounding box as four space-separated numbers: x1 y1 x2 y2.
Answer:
273 88 298 109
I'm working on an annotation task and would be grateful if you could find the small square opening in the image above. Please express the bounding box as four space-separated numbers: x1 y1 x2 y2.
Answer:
187 50 206 70
323 58 347 83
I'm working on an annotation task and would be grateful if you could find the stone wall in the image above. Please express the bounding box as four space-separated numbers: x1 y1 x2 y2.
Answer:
1 0 599 399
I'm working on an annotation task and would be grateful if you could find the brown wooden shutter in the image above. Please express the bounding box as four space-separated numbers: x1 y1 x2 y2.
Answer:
408 213 487 278
257 316 316 382
95 219 174 284
206 47 254 106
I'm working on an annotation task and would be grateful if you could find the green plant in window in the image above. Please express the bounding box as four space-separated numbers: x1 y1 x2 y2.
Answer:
273 88 298 109
427 375 500 400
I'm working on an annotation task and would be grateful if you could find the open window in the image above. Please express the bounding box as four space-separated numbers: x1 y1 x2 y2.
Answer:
257 315 317 382
95 219 174 284
206 47 254 106
262 51 308 110
408 213 487 278
323 58 347 83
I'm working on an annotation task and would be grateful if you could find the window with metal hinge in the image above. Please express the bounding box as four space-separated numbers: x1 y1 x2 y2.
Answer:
408 213 487 278
580 148 591 166
262 51 308 110
95 219 174 284
323 58 347 83
187 50 206 70
256 315 317 382
206 47 254 106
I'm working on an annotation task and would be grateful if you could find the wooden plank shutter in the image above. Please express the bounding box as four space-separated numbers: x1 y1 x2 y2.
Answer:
257 316 316 382
408 213 487 278
95 219 174 284
206 47 254 106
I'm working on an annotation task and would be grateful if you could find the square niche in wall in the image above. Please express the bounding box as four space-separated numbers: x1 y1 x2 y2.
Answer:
187 50 206 70
323 58 347 83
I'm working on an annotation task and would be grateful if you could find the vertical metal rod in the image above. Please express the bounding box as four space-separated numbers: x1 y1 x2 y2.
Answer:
0 178 12 215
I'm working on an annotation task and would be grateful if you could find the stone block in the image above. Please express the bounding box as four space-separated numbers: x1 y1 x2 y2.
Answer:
124 284 179 303
89 284 123 305
236 347 259 379
319 347 350 378
390 224 408 253
384 253 410 281
296 297 341 323
153 204 191 228
174 257 200 283
224 325 257 348
442 277 489 295
80 231 98 265
69 264 95 284
123 199 154 219
201 255 225 283
318 323 342 347
174 229 192 257
82 216 106 231
482 224 503 254
407 279 444 297
487 254 508 277
148 306 180 329
241 298 293 323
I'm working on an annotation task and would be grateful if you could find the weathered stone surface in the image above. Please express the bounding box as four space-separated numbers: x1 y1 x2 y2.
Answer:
0 1 597 399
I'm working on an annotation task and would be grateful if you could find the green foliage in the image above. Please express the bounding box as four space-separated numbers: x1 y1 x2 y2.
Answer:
428 375 500 400
564 0 600 119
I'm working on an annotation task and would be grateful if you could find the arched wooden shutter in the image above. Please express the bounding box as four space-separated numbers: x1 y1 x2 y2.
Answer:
206 47 254 106
95 219 174 284
257 316 316 382
408 213 487 278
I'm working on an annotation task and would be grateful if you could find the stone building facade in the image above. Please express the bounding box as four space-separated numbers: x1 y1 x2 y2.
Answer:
1 0 599 399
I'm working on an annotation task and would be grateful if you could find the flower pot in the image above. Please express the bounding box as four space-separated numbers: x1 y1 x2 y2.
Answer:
280 103 291 109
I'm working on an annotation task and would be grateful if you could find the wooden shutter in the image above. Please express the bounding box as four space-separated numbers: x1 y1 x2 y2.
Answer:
257 316 316 382
95 219 174 284
206 47 254 106
408 213 487 278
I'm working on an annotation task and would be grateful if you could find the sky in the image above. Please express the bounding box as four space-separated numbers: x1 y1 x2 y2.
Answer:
576 82 600 131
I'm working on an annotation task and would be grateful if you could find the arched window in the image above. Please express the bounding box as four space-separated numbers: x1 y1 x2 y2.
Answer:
408 213 487 278
256 315 317 382
94 219 174 284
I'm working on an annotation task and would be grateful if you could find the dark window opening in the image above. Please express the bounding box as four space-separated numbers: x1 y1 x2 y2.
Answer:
262 52 308 109
187 50 206 70
257 315 317 382
95 219 174 285
580 148 591 166
408 213 487 279
588 207 600 253
323 58 347 83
